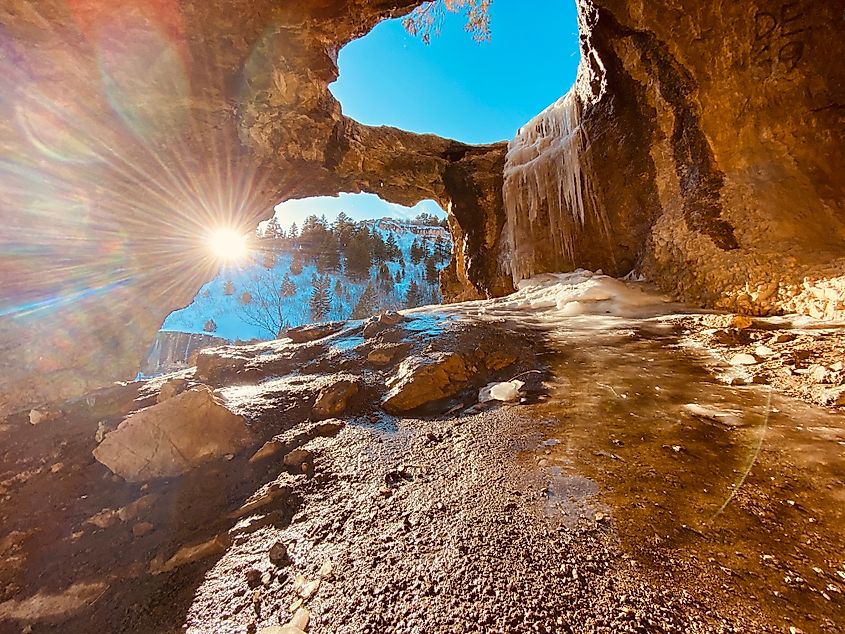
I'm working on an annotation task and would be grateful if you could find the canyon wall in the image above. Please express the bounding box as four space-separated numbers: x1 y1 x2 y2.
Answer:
1 0 842 414
503 0 845 317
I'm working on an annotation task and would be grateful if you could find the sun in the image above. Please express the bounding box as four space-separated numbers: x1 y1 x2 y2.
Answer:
207 227 249 263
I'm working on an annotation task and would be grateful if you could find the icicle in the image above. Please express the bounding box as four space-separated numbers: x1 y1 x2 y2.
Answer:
502 90 609 284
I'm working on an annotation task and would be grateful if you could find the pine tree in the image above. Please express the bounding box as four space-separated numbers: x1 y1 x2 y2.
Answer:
309 275 332 321
410 239 424 265
385 232 400 260
395 269 402 284
262 251 277 269
290 251 304 275
344 230 372 280
352 282 378 319
288 222 299 240
405 280 423 308
280 273 297 297
425 256 439 285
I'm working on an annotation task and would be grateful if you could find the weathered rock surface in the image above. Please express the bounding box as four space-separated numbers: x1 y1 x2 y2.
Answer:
93 385 252 482
503 0 845 319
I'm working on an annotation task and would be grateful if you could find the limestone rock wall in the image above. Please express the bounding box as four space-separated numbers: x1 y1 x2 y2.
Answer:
503 0 845 316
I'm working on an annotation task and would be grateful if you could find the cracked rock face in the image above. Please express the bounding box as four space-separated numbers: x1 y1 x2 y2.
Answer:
1 0 843 415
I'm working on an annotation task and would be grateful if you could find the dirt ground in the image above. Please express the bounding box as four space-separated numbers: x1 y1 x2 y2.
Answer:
0 313 842 633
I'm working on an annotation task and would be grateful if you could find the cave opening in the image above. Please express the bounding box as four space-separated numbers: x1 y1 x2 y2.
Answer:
147 193 451 376
330 0 581 144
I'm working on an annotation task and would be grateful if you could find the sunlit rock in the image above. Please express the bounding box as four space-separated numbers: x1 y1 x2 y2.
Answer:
382 352 472 413
92 386 252 482
312 379 360 420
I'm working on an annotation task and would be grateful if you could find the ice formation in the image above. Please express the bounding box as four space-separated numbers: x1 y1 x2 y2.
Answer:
502 90 610 283
430 270 676 323
494 270 671 319
479 380 525 403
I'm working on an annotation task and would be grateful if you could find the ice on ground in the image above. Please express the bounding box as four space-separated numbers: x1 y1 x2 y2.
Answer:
435 270 674 322
683 403 743 426
479 380 525 403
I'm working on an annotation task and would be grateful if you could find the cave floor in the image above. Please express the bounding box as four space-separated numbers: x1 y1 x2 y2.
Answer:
0 307 843 634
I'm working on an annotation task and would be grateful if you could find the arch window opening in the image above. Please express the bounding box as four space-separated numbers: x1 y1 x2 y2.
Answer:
330 0 581 144
145 194 451 375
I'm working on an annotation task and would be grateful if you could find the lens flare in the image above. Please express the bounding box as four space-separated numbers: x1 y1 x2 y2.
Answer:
207 227 249 263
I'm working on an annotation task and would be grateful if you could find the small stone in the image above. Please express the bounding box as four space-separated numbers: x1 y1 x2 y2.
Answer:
820 386 845 407
95 421 108 443
312 379 360 420
249 439 283 464
288 607 310 630
268 541 289 567
808 364 829 383
29 408 59 425
50 462 64 473
379 486 392 497
754 345 774 357
149 533 231 574
86 509 119 529
770 332 797 344
132 522 155 537
730 315 753 329
245 568 262 587
261 571 273 586
318 560 333 579
729 353 758 366
283 449 313 473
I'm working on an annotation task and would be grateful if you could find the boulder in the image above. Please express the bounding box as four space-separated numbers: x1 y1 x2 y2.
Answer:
312 379 360 420
285 322 344 343
382 353 472 414
92 385 252 482
367 343 412 367
157 378 189 403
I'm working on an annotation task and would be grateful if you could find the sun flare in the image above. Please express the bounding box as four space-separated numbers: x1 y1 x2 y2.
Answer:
207 227 249 263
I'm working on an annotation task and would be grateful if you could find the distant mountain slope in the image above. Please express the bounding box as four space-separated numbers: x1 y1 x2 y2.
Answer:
162 217 452 342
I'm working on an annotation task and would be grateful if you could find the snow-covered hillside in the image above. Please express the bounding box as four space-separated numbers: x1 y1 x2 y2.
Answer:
162 218 452 342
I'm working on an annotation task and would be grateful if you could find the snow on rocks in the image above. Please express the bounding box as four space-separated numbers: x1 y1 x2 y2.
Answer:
479 380 525 403
286 322 345 343
93 385 253 482
458 270 674 321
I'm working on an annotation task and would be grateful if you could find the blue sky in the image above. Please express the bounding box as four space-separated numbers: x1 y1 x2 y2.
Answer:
273 0 581 228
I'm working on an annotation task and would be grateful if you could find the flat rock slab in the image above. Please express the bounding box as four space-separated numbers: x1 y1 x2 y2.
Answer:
93 385 252 482
286 322 344 343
